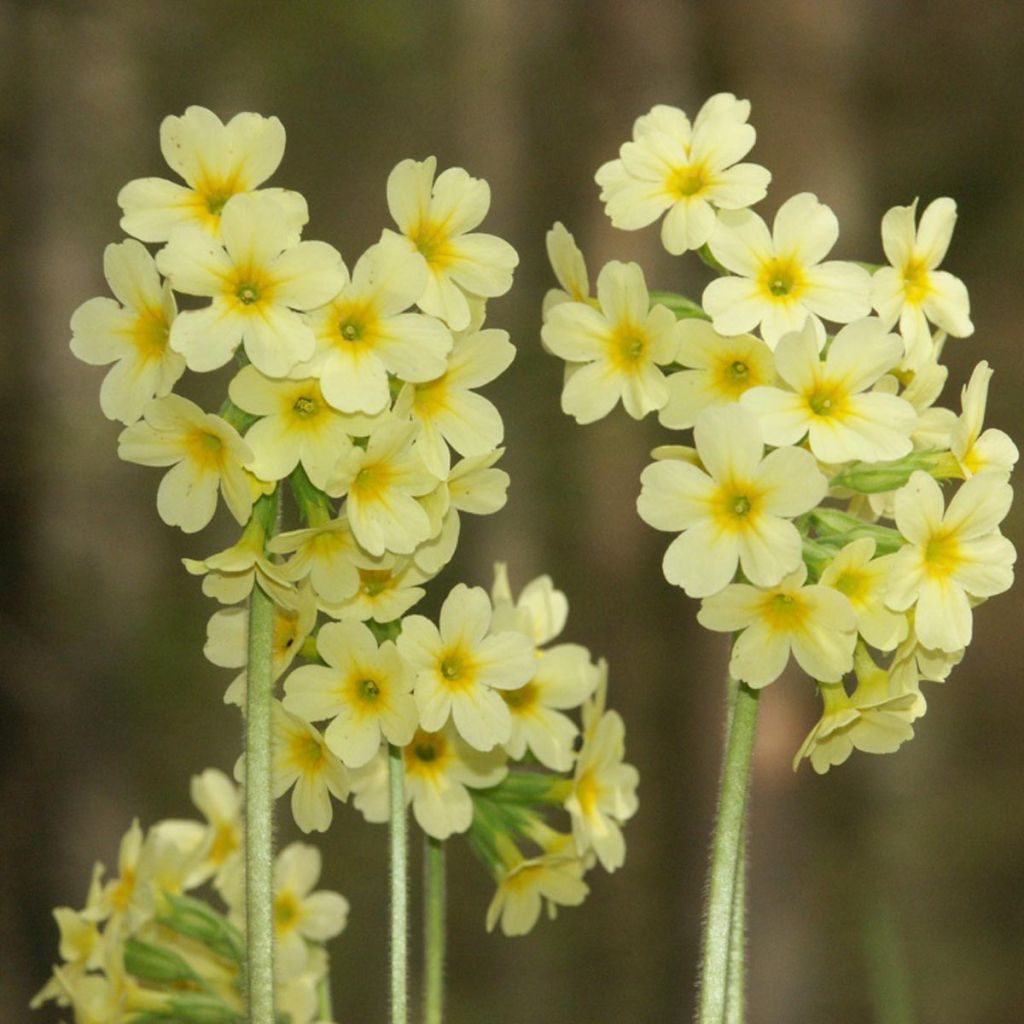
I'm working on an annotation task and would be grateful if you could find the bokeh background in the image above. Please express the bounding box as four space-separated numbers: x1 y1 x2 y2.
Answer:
3 1 1022 1021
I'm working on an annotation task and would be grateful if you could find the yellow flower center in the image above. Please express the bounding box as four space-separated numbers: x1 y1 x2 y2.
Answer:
274 891 301 933
353 461 394 503
414 376 450 419
410 219 455 270
129 306 171 362
609 325 648 371
832 569 868 604
575 769 600 818
186 429 225 471
273 608 301 660
762 591 809 632
757 257 805 301
923 530 960 579
806 381 848 419
226 264 276 312
669 161 710 199
437 646 478 691
210 822 239 866
111 870 136 913
712 484 761 533
404 729 451 779
359 568 396 598
502 681 539 711
292 394 320 419
188 172 244 229
289 732 326 773
902 257 932 306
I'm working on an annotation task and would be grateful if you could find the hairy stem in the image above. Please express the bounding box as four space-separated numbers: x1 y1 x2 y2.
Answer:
389 744 409 1024
244 580 277 1024
696 674 759 1024
424 837 446 1024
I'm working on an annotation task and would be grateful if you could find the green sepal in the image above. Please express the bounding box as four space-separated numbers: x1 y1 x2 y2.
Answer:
157 892 244 965
807 509 905 556
368 618 402 644
134 995 247 1024
250 489 280 538
479 770 571 806
648 290 709 320
217 396 259 436
123 937 205 987
288 464 333 527
697 243 730 276
829 450 961 494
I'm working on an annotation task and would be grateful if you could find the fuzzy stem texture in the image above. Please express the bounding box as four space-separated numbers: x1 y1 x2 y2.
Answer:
424 837 446 1024
244 580 277 1024
696 673 759 1024
389 744 409 1024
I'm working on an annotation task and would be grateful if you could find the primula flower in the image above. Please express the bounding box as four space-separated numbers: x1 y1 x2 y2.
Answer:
703 192 872 347
817 538 908 651
697 564 858 688
397 583 536 751
69 239 185 425
117 393 253 533
185 768 244 890
88 819 156 946
267 843 349 979
658 319 775 430
402 724 507 839
485 834 589 937
950 360 1019 479
565 702 639 873
871 197 973 368
283 619 418 768
541 260 680 423
740 317 916 464
118 106 307 242
885 471 1015 652
407 320 516 477
271 704 350 833
228 367 357 490
267 515 364 605
543 221 591 315
794 645 926 773
157 191 344 376
326 418 438 557
637 405 827 597
385 157 518 331
299 234 452 415
595 94 771 255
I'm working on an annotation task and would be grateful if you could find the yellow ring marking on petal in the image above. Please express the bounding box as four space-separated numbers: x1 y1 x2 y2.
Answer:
756 256 806 302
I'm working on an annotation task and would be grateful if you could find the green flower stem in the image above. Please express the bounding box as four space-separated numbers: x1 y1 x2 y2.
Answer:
388 744 409 1024
244 578 277 1024
317 970 334 1023
424 837 446 1024
725 820 747 1024
697 673 759 1024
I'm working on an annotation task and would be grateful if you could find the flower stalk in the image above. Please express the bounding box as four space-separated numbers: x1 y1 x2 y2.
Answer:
697 673 759 1024
424 837 446 1024
388 744 409 1024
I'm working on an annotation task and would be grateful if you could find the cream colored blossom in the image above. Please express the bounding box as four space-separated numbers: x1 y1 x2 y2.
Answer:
637 404 827 597
386 157 518 331
117 393 253 533
327 418 438 557
118 106 307 242
542 260 680 423
407 320 516 477
543 221 591 315
398 583 536 751
157 191 344 376
818 538 908 651
565 702 639 872
185 768 244 890
794 644 926 773
595 95 771 254
658 320 775 430
299 234 452 414
229 367 356 489
741 317 916 464
283 619 418 767
950 360 1019 479
272 703 350 833
267 515 363 605
318 555 430 623
402 725 507 839
704 192 872 347
871 197 973 369
885 471 1015 652
698 565 858 687
70 240 184 425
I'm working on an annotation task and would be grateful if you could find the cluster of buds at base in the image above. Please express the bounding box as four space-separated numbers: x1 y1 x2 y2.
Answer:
543 92 1017 773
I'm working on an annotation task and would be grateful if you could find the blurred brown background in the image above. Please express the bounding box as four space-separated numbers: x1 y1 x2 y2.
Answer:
2 1 1022 1022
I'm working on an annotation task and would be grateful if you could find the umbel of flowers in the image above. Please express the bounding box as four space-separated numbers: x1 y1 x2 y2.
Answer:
42 107 639 1024
542 93 1016 774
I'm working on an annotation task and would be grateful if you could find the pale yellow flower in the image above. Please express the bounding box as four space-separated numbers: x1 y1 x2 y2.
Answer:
542 221 591 316
950 360 1019 479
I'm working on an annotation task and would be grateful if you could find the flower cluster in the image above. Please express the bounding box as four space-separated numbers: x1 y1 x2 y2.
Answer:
543 93 1016 773
32 770 346 1024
